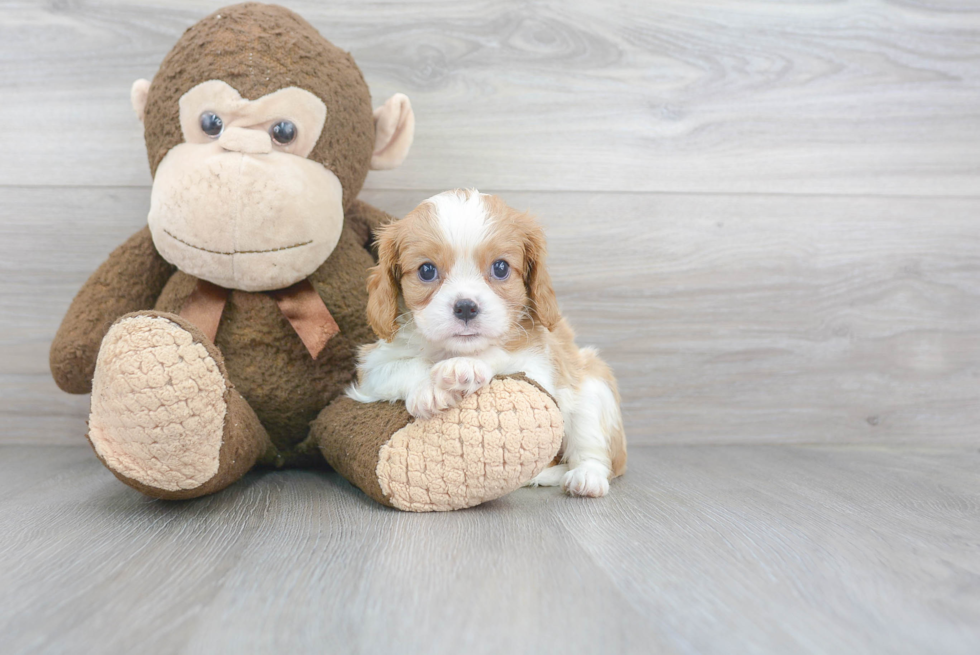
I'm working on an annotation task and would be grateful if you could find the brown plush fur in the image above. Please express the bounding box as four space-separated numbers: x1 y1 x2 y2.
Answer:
312 396 411 507
53 202 389 469
50 227 176 394
143 3 375 208
153 218 377 457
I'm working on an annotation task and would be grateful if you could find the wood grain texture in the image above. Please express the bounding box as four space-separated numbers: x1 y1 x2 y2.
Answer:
4 187 978 446
0 444 978 654
0 0 979 194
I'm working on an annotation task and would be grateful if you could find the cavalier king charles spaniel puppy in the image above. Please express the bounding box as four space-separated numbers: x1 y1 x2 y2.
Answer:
347 189 626 497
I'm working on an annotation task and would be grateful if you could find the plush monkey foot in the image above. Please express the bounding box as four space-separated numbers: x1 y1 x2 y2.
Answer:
88 311 271 500
314 376 564 512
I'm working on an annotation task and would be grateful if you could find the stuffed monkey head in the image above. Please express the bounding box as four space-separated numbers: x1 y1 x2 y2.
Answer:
130 3 414 292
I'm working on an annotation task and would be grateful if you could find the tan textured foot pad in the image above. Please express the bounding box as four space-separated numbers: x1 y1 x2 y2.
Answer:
89 314 227 492
376 377 564 512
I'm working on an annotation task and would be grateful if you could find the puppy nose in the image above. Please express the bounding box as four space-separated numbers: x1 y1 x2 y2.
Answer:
453 299 480 323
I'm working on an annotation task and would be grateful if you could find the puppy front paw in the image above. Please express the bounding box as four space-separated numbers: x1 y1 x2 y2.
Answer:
431 357 493 396
405 383 461 420
562 462 611 498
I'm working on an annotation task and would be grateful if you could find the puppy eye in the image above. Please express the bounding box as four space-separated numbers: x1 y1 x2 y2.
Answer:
200 112 224 137
491 259 510 280
418 262 438 282
271 120 297 145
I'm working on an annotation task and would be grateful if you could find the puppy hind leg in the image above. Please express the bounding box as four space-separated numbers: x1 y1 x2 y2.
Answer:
526 463 569 487
561 377 621 497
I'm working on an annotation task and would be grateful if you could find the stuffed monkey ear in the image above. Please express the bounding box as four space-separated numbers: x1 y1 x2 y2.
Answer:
366 222 402 341
524 221 561 330
371 93 415 170
130 79 151 124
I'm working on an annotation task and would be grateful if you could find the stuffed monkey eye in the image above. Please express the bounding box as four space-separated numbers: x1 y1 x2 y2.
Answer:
199 112 224 137
418 262 438 282
491 259 510 280
271 120 297 145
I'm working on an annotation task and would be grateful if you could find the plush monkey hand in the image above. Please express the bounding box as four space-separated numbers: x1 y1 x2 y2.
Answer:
50 228 175 394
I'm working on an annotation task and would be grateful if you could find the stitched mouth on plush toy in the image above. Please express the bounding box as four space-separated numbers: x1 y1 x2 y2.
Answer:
162 228 313 255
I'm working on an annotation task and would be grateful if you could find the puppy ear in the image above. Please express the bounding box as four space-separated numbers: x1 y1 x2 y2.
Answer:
366 222 402 341
523 219 561 330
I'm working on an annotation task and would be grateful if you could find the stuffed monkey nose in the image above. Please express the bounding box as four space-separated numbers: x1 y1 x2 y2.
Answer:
218 127 273 155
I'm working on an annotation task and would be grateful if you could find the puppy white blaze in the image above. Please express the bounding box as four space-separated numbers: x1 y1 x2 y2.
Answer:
413 189 511 355
427 189 490 256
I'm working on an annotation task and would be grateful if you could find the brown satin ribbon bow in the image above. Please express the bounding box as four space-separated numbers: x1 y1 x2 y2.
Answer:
179 279 340 359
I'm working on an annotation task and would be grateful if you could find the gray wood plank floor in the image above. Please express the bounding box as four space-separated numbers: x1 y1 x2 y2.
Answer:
1 445 978 655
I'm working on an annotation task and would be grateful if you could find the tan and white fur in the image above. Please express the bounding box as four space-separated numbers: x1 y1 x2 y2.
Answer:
348 190 626 497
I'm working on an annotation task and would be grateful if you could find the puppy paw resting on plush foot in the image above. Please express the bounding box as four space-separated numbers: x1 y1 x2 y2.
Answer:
405 382 461 420
431 357 493 396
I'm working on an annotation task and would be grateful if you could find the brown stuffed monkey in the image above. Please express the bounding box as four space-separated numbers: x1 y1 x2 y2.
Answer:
49 3 562 511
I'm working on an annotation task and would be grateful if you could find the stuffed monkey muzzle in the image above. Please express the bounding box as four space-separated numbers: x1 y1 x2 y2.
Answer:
147 80 345 292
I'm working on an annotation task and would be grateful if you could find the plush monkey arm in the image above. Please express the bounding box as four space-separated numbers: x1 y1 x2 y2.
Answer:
345 199 395 258
50 226 176 394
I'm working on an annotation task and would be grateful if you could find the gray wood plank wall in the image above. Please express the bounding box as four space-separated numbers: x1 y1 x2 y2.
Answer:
1 0 978 446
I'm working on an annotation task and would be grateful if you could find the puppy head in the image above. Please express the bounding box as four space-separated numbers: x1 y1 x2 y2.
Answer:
366 189 559 354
